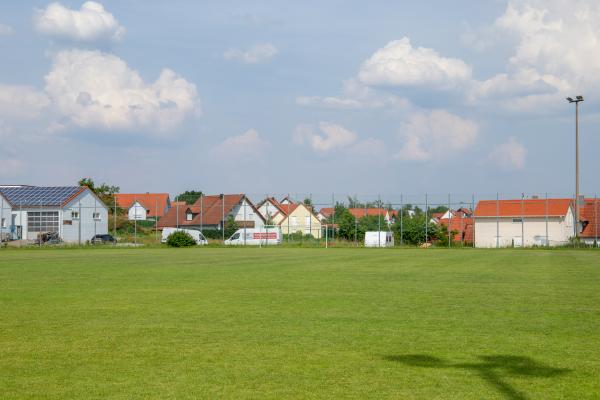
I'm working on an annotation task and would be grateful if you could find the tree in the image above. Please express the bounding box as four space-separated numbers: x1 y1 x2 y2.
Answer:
224 215 239 239
392 214 439 245
176 190 203 205
166 231 197 247
78 177 119 204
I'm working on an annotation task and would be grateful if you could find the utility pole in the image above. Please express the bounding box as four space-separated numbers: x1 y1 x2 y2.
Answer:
567 95 584 238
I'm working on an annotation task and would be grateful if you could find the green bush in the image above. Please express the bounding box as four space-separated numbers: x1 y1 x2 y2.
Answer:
166 231 197 247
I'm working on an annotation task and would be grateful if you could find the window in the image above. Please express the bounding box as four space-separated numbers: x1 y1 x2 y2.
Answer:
72 211 79 219
93 212 101 220
186 212 193 221
1 217 5 228
27 211 59 233
512 218 523 223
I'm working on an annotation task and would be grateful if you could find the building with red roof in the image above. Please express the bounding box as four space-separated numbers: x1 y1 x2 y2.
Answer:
157 194 265 232
114 193 171 220
473 198 575 247
580 198 600 246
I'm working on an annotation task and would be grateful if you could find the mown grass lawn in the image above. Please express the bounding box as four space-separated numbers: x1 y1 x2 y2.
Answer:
1 248 599 399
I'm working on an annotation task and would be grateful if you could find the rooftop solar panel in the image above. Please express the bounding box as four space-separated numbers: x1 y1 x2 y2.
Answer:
0 186 82 207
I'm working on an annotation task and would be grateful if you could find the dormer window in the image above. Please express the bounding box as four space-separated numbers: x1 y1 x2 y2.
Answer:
186 212 193 221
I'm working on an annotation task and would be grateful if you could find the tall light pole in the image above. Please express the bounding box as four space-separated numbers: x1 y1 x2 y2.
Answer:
567 95 583 237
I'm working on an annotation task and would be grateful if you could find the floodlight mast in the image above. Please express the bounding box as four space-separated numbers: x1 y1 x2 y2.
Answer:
566 95 584 238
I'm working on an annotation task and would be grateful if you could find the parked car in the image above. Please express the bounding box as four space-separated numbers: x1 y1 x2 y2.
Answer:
91 234 116 244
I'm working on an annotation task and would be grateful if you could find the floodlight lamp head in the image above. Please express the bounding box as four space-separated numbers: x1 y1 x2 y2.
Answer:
567 97 574 102
576 95 584 101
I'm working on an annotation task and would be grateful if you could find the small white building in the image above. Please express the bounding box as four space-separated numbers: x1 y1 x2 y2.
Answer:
0 186 109 243
474 198 575 248
128 201 147 221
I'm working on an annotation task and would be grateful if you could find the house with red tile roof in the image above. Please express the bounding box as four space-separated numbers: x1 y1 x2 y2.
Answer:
156 194 265 232
434 208 473 244
473 198 575 247
256 197 291 224
580 198 600 246
318 207 397 225
114 193 171 220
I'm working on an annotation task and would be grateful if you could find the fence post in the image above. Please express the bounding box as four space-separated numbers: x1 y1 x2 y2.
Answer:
78 201 82 245
400 193 403 246
425 193 428 244
496 192 500 248
0 194 3 248
448 193 451 248
378 193 381 247
521 193 524 248
593 193 597 247
545 193 549 247
39 199 42 248
472 193 476 248
176 196 179 229
200 194 203 235
113 196 117 246
155 198 159 244
134 195 137 246
243 197 247 246
221 194 225 242
331 193 335 241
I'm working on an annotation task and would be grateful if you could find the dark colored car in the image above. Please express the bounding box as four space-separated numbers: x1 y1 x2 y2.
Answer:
91 234 116 244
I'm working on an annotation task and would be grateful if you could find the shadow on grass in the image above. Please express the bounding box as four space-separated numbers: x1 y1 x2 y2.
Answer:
383 354 570 400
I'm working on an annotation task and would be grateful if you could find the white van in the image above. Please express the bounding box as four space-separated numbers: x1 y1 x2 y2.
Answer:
224 227 282 245
161 228 208 245
364 231 394 247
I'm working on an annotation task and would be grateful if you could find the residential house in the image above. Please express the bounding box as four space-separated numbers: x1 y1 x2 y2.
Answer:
278 203 322 238
434 208 474 244
473 198 575 247
318 207 397 225
114 193 171 221
580 198 600 246
0 186 108 243
157 194 265 231
256 197 290 225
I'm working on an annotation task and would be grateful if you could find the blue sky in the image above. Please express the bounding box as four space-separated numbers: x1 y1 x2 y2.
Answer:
0 0 598 201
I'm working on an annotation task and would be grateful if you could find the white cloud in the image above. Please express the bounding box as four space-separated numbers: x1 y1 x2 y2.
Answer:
296 79 409 110
293 122 357 153
0 23 14 36
44 49 200 133
358 37 472 88
223 43 278 64
211 129 270 160
488 137 527 170
395 110 478 161
470 1 600 109
0 85 50 119
34 1 125 42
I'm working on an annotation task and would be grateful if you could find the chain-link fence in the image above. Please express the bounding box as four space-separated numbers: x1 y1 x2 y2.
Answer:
1 191 598 248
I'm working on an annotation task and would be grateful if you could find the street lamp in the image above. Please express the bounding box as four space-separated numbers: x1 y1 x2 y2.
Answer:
566 95 584 237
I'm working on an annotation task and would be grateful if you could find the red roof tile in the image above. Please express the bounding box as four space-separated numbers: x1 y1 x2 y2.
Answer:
581 199 600 239
474 199 573 218
115 193 171 218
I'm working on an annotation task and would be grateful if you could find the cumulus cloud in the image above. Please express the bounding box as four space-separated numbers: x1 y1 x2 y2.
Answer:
358 37 472 88
34 1 125 42
44 49 200 133
223 43 278 64
468 1 600 109
211 129 270 160
395 110 478 161
293 122 357 153
0 23 14 36
488 137 527 170
0 84 50 119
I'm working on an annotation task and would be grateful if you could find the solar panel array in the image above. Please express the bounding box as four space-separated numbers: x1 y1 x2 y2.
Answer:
0 186 82 207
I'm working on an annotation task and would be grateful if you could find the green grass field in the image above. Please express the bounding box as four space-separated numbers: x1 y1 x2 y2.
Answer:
1 248 599 399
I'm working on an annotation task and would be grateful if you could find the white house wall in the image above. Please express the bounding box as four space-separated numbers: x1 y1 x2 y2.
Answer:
231 199 265 229
474 215 574 248
62 190 109 243
0 194 12 239
128 202 147 221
